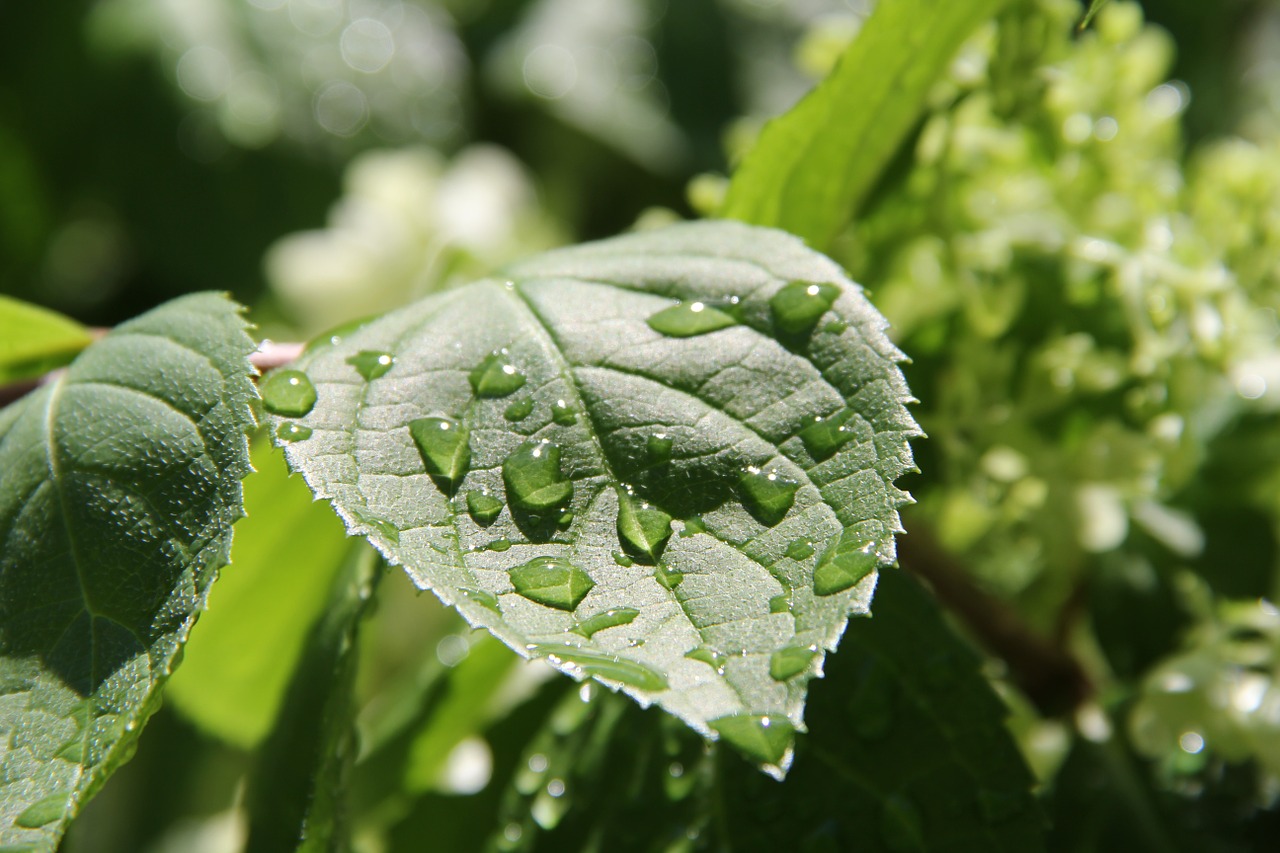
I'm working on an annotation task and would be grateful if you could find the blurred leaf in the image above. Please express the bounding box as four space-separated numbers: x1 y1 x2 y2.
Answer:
720 0 1009 249
165 438 350 749
268 221 920 775
1079 0 1111 30
0 293 256 851
0 295 93 383
718 569 1046 852
244 545 379 853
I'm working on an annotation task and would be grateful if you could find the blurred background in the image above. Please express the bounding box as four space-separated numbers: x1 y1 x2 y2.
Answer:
6 0 1280 850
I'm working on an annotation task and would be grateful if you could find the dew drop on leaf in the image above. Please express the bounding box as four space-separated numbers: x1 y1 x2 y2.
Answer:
470 351 527 397
770 281 840 335
551 399 577 425
798 410 856 461
466 491 503 526
769 646 817 682
685 646 726 672
504 397 534 421
708 714 794 767
528 644 668 691
409 416 471 492
260 369 317 417
812 532 878 596
785 538 814 560
346 349 395 380
573 607 640 638
738 466 798 526
769 593 793 614
612 551 634 567
502 440 574 512
617 492 673 565
15 793 68 829
486 538 512 553
459 588 500 613
655 564 683 590
276 422 313 442
510 556 595 611
679 516 707 537
647 300 739 337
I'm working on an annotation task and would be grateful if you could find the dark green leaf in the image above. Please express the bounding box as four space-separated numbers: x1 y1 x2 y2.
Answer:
0 293 256 850
720 0 1010 248
269 221 920 775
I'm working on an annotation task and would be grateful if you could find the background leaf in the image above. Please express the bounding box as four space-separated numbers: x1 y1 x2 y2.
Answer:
164 437 350 749
0 295 93 384
719 0 1010 249
269 220 920 775
1079 0 1111 29
0 292 256 850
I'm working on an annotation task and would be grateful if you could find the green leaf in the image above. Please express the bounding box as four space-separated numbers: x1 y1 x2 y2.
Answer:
164 438 350 748
717 570 1047 852
269 221 920 776
244 545 379 853
0 296 93 384
0 293 256 850
720 0 1009 248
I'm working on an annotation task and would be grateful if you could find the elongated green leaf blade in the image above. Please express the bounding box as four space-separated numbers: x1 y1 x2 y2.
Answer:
165 438 350 748
720 0 1009 248
245 545 378 853
0 293 256 850
1080 0 1110 29
0 296 93 384
718 570 1046 851
269 221 920 775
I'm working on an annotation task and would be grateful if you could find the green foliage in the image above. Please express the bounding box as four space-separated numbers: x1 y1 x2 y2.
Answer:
721 0 1011 248
0 296 92 384
0 293 256 850
265 220 920 775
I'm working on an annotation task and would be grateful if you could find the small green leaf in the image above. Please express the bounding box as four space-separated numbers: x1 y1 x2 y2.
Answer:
510 557 596 611
0 293 256 850
0 296 93 384
721 0 1011 248
270 221 920 775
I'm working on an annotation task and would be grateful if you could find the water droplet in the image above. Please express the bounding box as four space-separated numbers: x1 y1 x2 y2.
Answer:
647 433 673 463
669 762 684 778
55 738 85 763
503 441 574 513
504 397 534 421
276 422 313 442
557 509 574 527
551 399 577 425
470 351 527 397
510 556 595 611
15 793 68 828
460 588 500 612
655 565 683 590
813 532 878 596
978 789 1025 823
547 778 566 798
466 491 503 526
879 795 925 852
679 516 707 537
346 349 395 380
785 539 814 560
709 714 794 767
612 551 634 567
769 593 793 614
574 607 640 638
647 300 739 337
685 646 726 672
771 280 840 334
617 492 673 564
528 754 549 773
528 644 668 691
798 409 856 460
769 646 817 682
823 320 848 334
409 417 471 492
261 369 317 417
738 467 798 526
486 538 512 552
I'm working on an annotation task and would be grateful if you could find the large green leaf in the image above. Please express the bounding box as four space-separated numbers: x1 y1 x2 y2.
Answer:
0 296 93 385
720 0 1009 248
0 293 256 850
268 221 920 775
164 438 350 748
